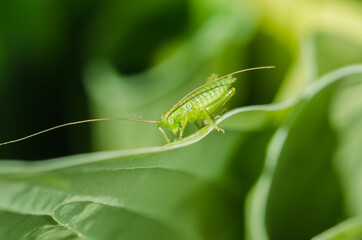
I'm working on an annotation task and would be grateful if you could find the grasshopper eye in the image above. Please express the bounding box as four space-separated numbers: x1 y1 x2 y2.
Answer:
169 118 174 124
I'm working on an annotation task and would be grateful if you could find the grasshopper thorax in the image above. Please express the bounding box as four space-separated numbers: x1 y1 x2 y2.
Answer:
160 112 179 135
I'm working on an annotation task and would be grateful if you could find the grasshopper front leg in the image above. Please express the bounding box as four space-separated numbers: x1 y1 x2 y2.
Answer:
158 127 171 143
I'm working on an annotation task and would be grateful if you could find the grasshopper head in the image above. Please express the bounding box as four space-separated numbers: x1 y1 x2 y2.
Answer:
160 114 179 135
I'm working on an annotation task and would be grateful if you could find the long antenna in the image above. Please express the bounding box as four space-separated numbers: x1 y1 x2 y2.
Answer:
165 66 275 119
0 118 159 147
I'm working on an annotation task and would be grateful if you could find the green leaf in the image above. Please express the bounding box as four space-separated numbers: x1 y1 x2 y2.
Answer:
312 218 362 240
0 93 292 239
0 133 248 240
246 65 362 240
0 211 79 240
1 65 362 239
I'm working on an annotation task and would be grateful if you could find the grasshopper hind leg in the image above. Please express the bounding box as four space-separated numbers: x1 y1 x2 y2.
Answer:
213 108 229 121
201 109 225 133
202 87 236 134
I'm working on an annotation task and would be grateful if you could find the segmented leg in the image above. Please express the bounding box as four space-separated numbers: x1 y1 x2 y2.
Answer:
178 117 189 140
201 87 235 133
201 108 225 133
158 127 170 143
213 115 221 121
212 109 227 121
213 108 229 120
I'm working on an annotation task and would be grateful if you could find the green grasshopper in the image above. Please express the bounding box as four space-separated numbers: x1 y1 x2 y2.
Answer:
0 66 274 146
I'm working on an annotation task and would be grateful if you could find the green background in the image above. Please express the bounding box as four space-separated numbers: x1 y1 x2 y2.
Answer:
0 0 362 239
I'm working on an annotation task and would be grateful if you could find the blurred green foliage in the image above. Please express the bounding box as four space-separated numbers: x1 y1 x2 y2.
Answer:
0 0 362 239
